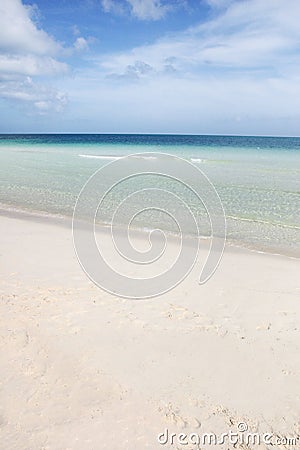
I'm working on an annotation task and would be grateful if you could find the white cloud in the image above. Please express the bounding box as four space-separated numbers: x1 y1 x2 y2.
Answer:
62 69 300 135
0 0 67 112
127 0 172 20
0 55 68 76
107 60 155 80
0 0 59 55
101 0 126 15
67 0 300 135
98 0 300 77
74 37 89 52
101 0 172 20
0 77 67 113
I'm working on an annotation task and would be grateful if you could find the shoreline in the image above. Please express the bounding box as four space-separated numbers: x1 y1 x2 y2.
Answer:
1 202 299 260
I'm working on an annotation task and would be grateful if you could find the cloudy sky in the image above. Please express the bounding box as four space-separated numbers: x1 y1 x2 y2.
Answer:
0 0 299 135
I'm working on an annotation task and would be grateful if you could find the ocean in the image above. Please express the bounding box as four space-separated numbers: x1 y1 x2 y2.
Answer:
0 134 299 256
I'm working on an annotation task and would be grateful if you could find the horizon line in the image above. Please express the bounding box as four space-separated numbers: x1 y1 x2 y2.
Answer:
1 132 300 138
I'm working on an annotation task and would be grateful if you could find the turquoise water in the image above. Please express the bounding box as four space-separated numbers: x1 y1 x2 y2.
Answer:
0 134 299 256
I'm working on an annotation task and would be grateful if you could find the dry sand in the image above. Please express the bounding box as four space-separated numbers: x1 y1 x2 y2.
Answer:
0 213 299 449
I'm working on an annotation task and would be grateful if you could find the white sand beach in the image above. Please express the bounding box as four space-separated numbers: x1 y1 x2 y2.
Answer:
0 213 299 449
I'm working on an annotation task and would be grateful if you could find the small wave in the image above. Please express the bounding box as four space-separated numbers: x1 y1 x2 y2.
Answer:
79 154 157 161
191 158 237 165
79 154 121 160
227 214 300 230
191 157 205 163
0 202 69 223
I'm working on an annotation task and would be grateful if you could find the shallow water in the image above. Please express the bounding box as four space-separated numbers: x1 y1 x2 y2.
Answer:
0 134 299 256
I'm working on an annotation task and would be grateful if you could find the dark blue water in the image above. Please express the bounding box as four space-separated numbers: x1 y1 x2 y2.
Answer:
1 133 300 150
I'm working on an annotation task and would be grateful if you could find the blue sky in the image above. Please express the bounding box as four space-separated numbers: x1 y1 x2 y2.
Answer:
0 0 299 135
